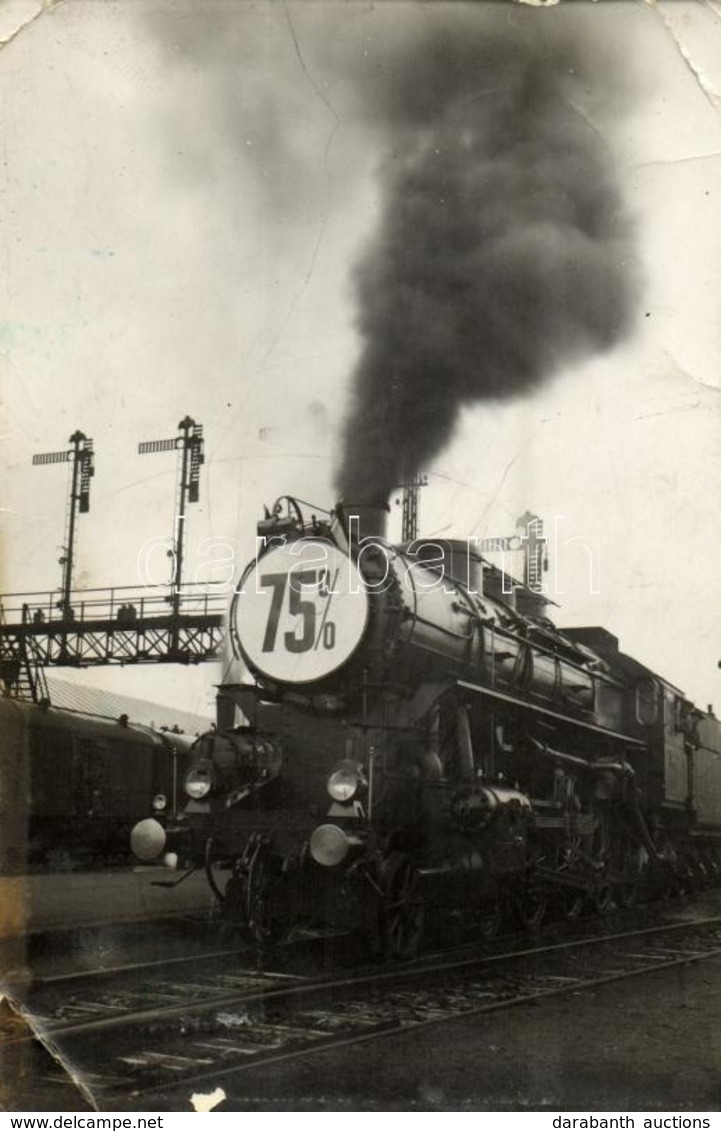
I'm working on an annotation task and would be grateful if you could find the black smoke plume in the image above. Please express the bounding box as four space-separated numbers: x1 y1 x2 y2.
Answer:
335 18 638 504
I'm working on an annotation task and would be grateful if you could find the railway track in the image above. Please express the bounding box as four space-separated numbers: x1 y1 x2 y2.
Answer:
13 911 721 1109
5 948 304 1039
7 899 687 1037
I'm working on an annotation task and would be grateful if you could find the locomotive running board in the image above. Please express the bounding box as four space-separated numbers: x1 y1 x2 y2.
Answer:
457 679 645 747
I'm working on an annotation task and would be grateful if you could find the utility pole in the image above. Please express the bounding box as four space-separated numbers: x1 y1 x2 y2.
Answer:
33 430 94 620
138 416 204 619
400 471 428 542
515 511 547 593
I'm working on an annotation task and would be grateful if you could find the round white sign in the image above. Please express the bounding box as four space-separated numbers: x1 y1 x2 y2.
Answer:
233 540 369 684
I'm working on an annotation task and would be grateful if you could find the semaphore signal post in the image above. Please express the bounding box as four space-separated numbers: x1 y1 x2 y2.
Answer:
0 418 224 703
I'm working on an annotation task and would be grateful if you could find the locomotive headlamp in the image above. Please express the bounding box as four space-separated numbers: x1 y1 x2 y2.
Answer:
151 793 167 813
327 760 363 803
184 763 214 800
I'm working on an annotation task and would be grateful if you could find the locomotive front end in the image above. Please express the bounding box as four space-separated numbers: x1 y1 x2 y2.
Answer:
150 710 384 946
131 500 392 944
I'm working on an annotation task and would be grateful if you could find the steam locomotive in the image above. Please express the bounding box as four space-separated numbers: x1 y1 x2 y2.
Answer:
131 497 721 956
1 698 195 872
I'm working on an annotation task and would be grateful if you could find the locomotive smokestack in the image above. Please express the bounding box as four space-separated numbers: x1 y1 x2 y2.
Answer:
337 500 389 546
335 13 638 506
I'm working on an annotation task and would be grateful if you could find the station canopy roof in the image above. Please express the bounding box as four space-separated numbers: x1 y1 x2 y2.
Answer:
45 676 213 736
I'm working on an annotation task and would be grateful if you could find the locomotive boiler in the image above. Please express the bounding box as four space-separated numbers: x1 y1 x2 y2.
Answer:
131 497 721 955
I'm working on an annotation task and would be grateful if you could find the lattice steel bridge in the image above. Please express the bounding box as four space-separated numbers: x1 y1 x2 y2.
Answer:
3 416 227 702
0 584 227 702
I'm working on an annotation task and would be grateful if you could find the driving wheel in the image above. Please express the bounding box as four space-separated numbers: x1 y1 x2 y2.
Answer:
378 852 425 960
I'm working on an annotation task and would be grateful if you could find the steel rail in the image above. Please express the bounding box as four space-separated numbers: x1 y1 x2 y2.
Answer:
14 913 721 1045
135 936 721 1102
29 947 255 987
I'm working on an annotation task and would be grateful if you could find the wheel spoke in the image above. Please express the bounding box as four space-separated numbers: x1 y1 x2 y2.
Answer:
377 853 424 959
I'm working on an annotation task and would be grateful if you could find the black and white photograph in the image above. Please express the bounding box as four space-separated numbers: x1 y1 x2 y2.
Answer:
2 0 721 1114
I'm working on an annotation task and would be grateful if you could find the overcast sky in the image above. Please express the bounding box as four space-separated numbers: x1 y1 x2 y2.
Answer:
2 0 721 718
